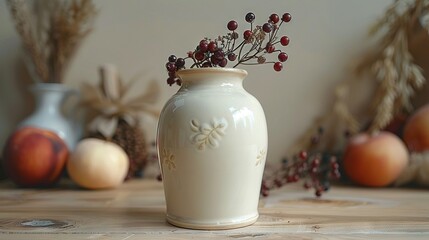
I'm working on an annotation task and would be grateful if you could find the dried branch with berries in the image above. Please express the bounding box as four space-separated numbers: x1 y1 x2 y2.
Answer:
262 130 342 198
164 12 292 86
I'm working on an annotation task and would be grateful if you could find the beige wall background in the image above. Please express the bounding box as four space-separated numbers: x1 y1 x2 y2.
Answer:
0 0 392 163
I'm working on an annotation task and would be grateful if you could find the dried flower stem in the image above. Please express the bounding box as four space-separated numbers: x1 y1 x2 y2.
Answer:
7 0 97 83
358 0 428 133
7 0 48 82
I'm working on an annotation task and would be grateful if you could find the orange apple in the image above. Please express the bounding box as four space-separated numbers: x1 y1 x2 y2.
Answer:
403 104 429 152
343 131 408 187
2 127 69 187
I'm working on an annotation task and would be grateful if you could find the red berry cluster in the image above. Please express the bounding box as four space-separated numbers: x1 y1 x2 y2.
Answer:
165 12 292 86
166 55 186 86
261 127 341 198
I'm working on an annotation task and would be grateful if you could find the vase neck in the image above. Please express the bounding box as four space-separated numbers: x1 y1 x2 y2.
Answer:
176 68 247 91
31 83 72 116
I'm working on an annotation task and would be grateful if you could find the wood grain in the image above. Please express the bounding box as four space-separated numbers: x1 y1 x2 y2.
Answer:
0 179 428 239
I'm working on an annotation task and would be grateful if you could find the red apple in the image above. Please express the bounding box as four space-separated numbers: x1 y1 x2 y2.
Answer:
2 127 69 187
343 131 408 187
403 104 429 152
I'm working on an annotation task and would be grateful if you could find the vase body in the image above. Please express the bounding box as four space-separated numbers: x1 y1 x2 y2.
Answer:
157 68 268 230
19 83 80 150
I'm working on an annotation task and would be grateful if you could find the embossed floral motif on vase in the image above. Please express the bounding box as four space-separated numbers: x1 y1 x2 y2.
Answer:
161 148 176 171
190 118 228 150
256 149 266 166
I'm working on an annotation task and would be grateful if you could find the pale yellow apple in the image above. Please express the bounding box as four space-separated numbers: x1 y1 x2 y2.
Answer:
67 138 129 189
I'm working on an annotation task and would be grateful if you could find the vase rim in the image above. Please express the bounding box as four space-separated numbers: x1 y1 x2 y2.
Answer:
177 68 248 77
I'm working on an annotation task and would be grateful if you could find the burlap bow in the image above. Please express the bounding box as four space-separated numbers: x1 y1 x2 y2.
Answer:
81 64 160 138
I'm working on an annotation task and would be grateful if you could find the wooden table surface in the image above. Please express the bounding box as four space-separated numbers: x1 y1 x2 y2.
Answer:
0 179 428 240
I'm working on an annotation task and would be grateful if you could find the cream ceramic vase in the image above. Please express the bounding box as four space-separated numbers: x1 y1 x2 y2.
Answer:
157 68 268 230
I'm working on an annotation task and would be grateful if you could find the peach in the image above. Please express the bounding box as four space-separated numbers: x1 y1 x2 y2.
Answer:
2 127 69 187
343 131 408 187
403 104 429 152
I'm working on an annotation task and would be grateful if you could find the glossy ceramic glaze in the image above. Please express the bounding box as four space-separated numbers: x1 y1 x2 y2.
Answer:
19 83 80 150
157 68 267 230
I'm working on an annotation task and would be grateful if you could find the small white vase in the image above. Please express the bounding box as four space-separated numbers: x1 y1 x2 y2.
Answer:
157 68 268 230
19 83 81 150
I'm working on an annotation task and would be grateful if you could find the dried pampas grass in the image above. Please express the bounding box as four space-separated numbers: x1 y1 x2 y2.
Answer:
6 0 97 83
358 0 429 133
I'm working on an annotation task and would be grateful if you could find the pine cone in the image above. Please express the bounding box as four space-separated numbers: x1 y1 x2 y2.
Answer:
90 119 148 180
